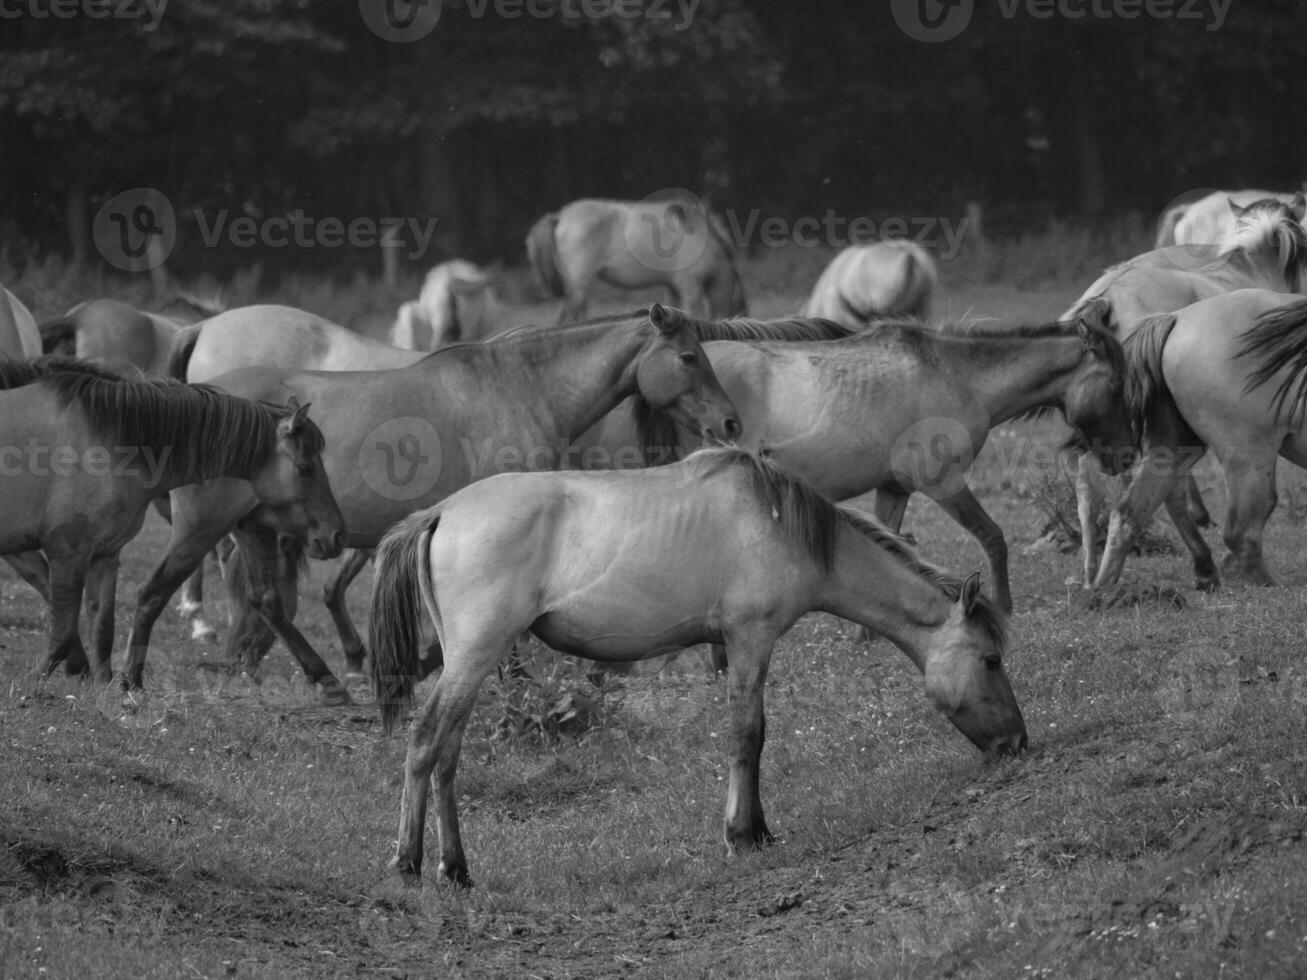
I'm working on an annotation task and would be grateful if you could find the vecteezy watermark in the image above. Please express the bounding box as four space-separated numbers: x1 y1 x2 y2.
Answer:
193 210 439 261
0 442 172 488
359 0 698 41
360 417 444 501
92 188 440 271
93 188 176 274
0 0 168 30
893 0 1232 42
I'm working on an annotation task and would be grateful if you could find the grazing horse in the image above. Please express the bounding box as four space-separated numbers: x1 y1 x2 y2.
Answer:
579 308 1133 613
0 357 344 684
38 295 220 376
368 448 1027 887
391 260 550 350
124 305 740 698
0 285 41 360
1093 290 1307 591
527 197 747 321
1158 189 1306 248
1065 195 1307 584
801 241 937 325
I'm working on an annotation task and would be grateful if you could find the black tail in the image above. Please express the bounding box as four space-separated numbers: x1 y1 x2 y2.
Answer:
1237 297 1307 422
369 509 441 733
165 323 202 380
1123 312 1180 434
37 316 78 355
525 212 565 298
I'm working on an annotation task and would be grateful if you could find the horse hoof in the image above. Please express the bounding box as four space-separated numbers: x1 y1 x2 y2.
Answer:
318 680 354 706
437 861 472 888
1195 577 1220 593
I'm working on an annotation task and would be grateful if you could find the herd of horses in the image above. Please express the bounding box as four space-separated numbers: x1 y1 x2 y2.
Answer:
8 186 1307 887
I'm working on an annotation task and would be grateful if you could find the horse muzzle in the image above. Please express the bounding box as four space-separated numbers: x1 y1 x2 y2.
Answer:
310 528 346 560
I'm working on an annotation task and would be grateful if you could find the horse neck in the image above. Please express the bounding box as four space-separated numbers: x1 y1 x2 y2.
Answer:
479 317 651 441
1222 243 1299 292
817 523 952 671
939 333 1087 423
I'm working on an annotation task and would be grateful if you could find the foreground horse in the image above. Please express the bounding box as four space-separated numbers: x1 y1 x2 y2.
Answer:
369 448 1027 887
527 197 747 321
126 305 740 695
0 357 343 683
391 260 549 349
1065 196 1307 583
0 285 41 360
1093 290 1307 591
802 241 937 325
582 309 1133 613
38 295 220 375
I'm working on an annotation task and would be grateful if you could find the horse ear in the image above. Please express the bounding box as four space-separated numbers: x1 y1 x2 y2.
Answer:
650 303 681 334
1075 296 1112 336
1227 196 1250 218
285 399 312 430
959 572 983 615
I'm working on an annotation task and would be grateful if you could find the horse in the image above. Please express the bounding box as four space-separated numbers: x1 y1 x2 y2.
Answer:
390 260 551 350
121 305 740 699
0 356 344 686
0 285 42 360
526 197 747 322
38 295 221 376
574 308 1133 615
801 241 937 326
368 448 1028 887
1093 290 1307 592
1064 194 1307 585
1160 189 1306 248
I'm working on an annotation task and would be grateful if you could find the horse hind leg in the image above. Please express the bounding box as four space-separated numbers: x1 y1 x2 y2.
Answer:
935 485 1012 613
1162 484 1218 591
1185 474 1215 528
83 554 120 683
1219 451 1279 586
44 557 91 678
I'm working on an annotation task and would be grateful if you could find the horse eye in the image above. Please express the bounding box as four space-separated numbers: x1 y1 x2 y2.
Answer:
679 352 698 366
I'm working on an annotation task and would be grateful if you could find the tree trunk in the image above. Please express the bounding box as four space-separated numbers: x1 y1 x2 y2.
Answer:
65 175 89 269
419 129 461 261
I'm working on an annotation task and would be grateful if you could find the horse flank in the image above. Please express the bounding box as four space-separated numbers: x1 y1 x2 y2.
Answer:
34 370 314 485
1236 297 1307 422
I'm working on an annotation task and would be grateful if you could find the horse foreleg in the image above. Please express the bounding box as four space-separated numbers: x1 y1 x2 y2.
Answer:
934 485 1012 613
1218 449 1279 586
227 525 351 705
83 554 120 682
323 548 373 673
1075 453 1104 589
721 626 776 853
852 488 913 643
4 552 50 604
43 556 90 678
1162 483 1218 591
1184 474 1214 528
1092 444 1189 591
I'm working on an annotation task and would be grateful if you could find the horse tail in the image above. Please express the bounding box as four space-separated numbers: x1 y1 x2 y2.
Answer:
526 212 565 298
899 245 938 319
1236 296 1307 422
369 508 442 734
37 316 78 355
1123 312 1180 433
165 323 202 380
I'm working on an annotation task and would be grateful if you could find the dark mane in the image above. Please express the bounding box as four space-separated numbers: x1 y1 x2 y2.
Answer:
0 354 128 388
1237 297 1307 421
34 372 317 483
935 317 1081 340
631 394 683 467
683 313 859 342
692 447 1008 652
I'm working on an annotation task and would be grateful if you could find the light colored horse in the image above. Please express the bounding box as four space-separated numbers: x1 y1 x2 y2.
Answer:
0 357 343 684
368 448 1027 887
124 306 740 699
575 309 1134 614
1065 196 1307 584
1160 189 1306 248
38 295 220 376
802 241 937 325
527 197 747 322
390 260 549 350
1094 290 1307 591
0 285 42 360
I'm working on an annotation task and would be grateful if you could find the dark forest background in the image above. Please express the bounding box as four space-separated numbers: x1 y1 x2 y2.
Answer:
1 0 1304 280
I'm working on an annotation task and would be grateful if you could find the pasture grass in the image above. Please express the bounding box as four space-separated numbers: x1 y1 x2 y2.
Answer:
1 253 1305 976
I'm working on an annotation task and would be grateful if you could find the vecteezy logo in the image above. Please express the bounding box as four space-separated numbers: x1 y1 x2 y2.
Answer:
891 0 973 42
92 188 176 273
359 417 443 501
1155 187 1241 262
358 0 441 42
889 417 974 499
623 188 712 275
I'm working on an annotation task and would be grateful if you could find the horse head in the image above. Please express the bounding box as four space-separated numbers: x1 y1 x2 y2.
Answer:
637 303 741 445
1063 312 1137 476
1224 194 1307 289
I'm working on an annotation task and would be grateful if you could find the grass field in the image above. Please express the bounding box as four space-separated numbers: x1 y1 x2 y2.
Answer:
4 258 1307 978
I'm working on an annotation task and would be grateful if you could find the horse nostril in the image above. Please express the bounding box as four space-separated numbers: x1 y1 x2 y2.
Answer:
331 530 344 552
723 417 742 441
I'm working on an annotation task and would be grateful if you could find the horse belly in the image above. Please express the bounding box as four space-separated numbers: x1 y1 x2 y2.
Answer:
531 606 715 663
